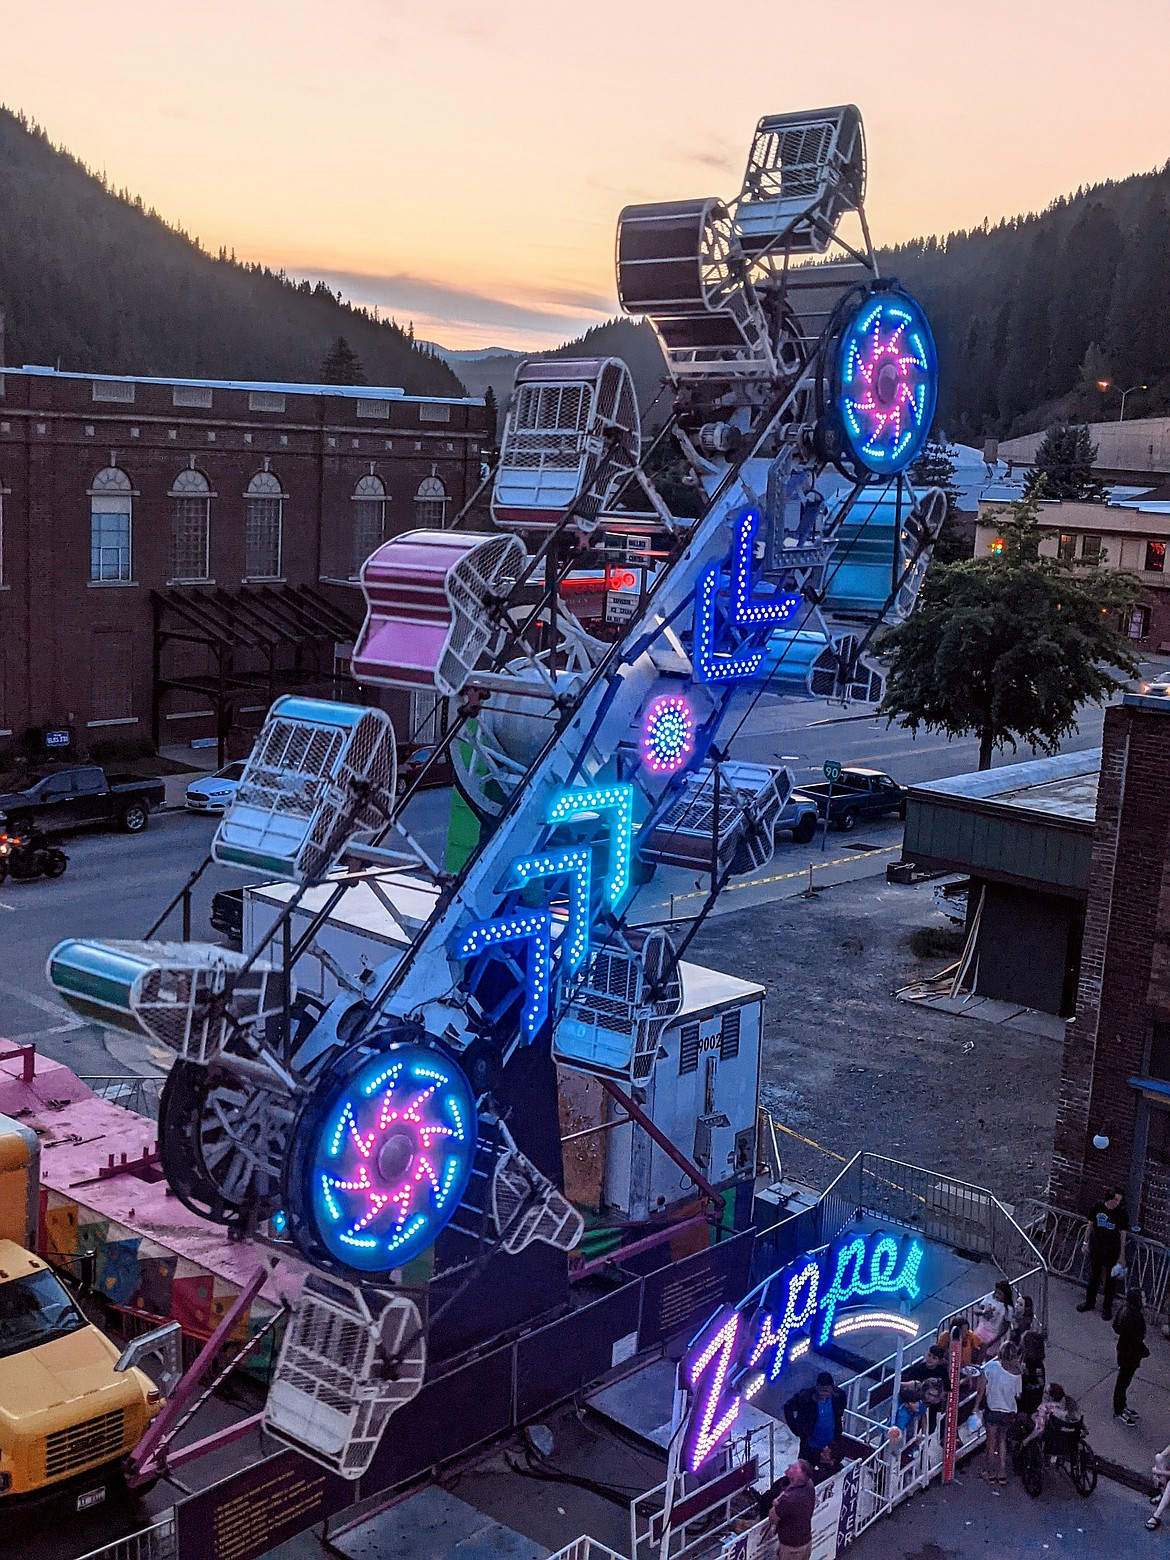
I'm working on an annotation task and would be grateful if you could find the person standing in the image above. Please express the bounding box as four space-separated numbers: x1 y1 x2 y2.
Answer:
1077 1189 1130 1320
1017 1331 1047 1416
765 1459 816 1560
976 1341 1023 1488
1113 1284 1150 1425
783 1373 845 1471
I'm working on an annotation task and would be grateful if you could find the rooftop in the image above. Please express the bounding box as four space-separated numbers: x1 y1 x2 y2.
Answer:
909 747 1101 825
4 364 481 407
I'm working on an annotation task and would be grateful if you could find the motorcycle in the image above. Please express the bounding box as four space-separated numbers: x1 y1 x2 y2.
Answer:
0 830 69 882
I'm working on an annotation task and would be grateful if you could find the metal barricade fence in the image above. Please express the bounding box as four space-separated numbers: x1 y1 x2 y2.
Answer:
74 1514 176 1560
1016 1198 1170 1314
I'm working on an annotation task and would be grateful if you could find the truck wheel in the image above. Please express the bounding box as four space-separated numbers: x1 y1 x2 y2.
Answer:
792 814 817 845
837 808 859 833
119 801 148 834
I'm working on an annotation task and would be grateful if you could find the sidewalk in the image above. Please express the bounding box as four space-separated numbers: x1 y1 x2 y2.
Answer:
1045 1274 1169 1489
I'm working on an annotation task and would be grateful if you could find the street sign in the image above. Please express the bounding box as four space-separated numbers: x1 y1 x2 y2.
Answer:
823 760 842 783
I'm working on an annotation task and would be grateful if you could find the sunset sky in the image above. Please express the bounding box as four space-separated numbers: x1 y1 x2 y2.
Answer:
6 1 1170 351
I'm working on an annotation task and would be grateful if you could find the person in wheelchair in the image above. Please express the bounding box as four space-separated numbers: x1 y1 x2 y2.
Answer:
1020 1383 1081 1459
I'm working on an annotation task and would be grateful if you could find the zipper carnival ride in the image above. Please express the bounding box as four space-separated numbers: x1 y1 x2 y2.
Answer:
48 105 945 1480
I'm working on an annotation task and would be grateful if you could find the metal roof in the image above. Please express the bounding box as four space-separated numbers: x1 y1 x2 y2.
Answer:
903 750 1101 895
8 364 482 407
910 748 1101 825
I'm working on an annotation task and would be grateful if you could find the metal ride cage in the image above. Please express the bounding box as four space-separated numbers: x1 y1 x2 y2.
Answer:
492 358 642 533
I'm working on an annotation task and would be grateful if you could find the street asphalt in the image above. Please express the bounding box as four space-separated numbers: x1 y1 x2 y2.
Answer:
0 691 1114 1082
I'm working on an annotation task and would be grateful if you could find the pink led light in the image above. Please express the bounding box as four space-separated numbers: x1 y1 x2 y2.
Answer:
683 1307 743 1473
641 693 696 774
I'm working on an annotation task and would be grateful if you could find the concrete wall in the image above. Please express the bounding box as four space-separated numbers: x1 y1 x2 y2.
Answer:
999 416 1170 475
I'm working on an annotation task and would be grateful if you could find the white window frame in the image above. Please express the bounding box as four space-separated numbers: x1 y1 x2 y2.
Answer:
414 473 448 527
351 473 388 576
89 466 135 583
244 470 286 580
168 468 214 583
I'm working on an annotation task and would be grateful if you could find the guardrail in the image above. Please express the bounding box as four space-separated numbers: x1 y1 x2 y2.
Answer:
547 1541 628 1560
1016 1197 1170 1314
81 1073 165 1120
74 1514 176 1560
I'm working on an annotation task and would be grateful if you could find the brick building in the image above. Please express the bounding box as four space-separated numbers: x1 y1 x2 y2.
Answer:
0 367 487 759
1051 694 1170 1236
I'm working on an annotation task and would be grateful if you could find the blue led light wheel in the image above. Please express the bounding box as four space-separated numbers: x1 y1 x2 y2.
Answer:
285 1036 477 1276
835 288 937 474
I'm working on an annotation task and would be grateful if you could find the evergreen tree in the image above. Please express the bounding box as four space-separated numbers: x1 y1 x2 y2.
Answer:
1045 202 1123 397
1105 173 1170 387
910 443 969 564
319 335 366 385
483 384 499 451
1033 424 1105 500
880 487 1138 769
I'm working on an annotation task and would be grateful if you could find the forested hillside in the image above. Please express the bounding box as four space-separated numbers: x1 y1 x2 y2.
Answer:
882 162 1170 439
4 99 1168 438
0 109 464 396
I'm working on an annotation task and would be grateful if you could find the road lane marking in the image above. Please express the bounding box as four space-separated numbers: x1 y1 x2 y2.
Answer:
644 845 901 910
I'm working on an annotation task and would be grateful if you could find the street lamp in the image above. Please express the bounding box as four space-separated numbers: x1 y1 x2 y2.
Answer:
1119 384 1148 422
1096 379 1148 421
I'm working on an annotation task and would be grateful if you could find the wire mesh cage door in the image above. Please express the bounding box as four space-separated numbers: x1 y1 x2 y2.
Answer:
264 1277 426 1479
555 927 682 1081
47 938 287 1063
213 696 396 882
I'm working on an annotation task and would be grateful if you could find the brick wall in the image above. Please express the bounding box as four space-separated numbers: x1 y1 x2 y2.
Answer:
0 371 486 745
1050 701 1170 1212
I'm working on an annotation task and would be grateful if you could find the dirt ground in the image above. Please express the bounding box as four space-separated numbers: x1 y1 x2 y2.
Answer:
689 873 1064 1208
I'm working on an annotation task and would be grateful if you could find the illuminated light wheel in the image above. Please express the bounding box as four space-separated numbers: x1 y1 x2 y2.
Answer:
835 289 937 474
640 693 696 775
285 1038 477 1277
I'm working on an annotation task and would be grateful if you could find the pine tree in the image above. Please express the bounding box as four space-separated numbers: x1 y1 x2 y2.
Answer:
910 443 969 564
1033 424 1105 501
319 335 366 385
1045 202 1123 397
1106 174 1170 385
483 385 499 452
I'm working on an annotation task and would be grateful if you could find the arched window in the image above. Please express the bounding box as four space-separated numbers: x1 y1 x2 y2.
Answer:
415 473 448 526
90 466 133 581
352 473 387 575
244 470 285 579
168 468 213 582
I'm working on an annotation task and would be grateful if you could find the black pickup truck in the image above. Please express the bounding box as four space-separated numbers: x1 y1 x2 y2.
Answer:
0 765 165 836
799 768 908 833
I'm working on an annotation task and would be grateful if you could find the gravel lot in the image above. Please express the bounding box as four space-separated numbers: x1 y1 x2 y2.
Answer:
690 872 1063 1207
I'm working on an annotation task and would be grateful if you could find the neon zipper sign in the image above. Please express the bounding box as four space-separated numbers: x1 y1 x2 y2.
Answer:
681 1229 925 1473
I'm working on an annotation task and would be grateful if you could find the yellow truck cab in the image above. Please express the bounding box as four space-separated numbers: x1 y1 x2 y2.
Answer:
0 1241 160 1498
0 1116 162 1506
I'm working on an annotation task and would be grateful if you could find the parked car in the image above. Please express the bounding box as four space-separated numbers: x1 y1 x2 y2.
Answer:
799 768 908 832
1138 677 1170 699
0 764 164 836
778 791 820 844
395 743 454 796
210 887 244 949
185 761 246 815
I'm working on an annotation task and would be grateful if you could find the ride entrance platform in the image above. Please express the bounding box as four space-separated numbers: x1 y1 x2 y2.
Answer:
588 1204 1016 1458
